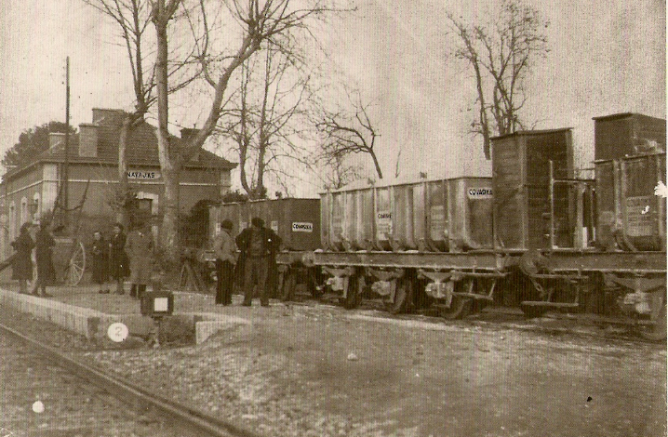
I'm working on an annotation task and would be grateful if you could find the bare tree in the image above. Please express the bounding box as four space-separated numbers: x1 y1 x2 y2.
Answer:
447 0 549 159
83 0 154 224
320 154 363 190
316 91 383 180
150 0 334 260
216 45 314 200
83 0 197 226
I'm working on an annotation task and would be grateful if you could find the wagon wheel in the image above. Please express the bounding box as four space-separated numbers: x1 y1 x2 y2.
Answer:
307 270 324 298
280 270 297 302
385 277 414 315
65 241 86 286
339 274 362 309
439 278 476 320
439 296 473 320
638 288 667 342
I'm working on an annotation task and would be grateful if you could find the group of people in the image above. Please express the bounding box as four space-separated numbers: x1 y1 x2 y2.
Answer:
212 217 281 307
12 221 153 299
13 215 278 305
90 223 154 298
11 221 56 297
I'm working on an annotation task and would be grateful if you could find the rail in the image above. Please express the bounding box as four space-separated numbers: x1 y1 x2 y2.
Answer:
0 322 259 437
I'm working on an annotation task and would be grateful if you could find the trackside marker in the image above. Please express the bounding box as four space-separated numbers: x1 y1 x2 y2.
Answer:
107 323 129 342
32 401 44 413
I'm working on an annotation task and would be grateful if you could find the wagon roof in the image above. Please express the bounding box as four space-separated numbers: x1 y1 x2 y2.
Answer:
592 112 666 122
490 127 573 141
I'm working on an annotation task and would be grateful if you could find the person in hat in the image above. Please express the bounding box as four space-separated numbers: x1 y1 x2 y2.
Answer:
32 220 55 297
108 223 129 294
126 222 153 299
91 230 111 294
235 217 281 307
11 222 35 294
213 219 237 305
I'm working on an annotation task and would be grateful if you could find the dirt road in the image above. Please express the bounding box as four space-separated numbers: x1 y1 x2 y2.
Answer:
72 301 666 437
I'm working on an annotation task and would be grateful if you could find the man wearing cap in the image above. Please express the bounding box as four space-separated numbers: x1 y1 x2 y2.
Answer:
235 217 281 306
213 219 237 305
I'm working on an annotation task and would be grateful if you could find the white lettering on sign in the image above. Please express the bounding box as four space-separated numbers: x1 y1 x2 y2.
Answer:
467 188 493 199
127 171 160 180
292 222 313 232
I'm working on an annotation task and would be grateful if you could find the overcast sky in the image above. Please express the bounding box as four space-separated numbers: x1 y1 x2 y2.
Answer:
0 0 665 195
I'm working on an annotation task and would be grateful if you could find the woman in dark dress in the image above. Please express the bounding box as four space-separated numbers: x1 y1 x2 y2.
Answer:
32 221 55 297
91 230 110 294
12 222 35 294
108 223 129 295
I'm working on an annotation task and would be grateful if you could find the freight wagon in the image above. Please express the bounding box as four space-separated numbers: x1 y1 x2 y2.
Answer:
209 112 667 340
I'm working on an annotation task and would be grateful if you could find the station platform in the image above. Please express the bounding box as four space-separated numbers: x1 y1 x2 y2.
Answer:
0 282 250 344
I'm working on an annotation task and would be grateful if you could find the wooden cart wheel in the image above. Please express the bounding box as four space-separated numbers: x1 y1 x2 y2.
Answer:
339 274 362 309
65 241 86 286
638 289 667 342
439 296 473 320
385 277 414 315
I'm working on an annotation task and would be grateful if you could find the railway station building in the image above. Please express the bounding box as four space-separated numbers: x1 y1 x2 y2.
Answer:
0 108 236 258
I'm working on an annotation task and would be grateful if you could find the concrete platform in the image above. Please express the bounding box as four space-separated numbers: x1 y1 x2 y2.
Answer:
0 287 249 344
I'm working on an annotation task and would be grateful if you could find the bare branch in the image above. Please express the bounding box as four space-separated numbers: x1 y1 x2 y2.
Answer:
446 0 549 158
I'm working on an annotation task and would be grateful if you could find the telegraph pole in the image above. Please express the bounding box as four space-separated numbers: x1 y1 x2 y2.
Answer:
63 57 70 225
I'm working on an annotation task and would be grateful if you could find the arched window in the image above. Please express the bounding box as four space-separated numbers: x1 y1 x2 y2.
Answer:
32 193 40 221
20 197 28 227
9 201 16 241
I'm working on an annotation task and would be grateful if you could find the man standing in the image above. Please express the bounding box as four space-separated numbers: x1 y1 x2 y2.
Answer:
109 223 129 295
235 217 281 307
12 222 35 295
126 222 153 300
32 221 55 297
213 219 237 305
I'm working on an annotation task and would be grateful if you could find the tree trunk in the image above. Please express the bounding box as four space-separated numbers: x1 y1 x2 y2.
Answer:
153 0 181 264
118 115 131 225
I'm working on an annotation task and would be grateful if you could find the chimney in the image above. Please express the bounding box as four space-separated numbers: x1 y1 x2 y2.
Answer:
78 123 98 157
181 128 200 161
92 108 124 124
49 133 65 149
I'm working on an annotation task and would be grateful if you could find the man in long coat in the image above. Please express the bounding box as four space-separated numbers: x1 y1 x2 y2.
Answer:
126 223 153 299
109 223 129 294
12 222 34 294
235 217 281 306
213 219 237 305
32 221 55 297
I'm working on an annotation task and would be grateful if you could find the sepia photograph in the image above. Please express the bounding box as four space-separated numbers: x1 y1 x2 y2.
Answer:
0 0 665 436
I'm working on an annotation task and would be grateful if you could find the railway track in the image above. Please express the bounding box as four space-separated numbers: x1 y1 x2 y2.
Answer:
0 323 258 437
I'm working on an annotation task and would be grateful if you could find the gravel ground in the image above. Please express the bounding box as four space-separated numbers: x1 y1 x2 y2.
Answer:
1 298 666 437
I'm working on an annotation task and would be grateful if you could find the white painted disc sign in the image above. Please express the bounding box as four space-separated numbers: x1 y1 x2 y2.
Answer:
107 322 129 342
32 400 45 413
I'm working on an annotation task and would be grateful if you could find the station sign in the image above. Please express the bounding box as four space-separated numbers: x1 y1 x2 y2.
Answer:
127 170 160 180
